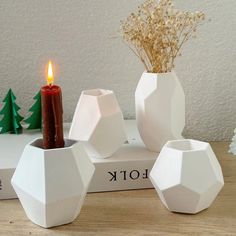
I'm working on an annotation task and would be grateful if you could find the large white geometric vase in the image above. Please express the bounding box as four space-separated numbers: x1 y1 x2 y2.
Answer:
69 89 127 159
11 138 95 228
150 139 224 214
135 71 185 152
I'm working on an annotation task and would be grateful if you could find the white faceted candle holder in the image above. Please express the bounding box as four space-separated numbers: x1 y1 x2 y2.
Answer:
69 89 127 159
11 138 95 228
150 139 224 214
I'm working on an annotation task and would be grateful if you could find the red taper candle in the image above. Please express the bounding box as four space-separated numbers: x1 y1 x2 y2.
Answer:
41 61 64 149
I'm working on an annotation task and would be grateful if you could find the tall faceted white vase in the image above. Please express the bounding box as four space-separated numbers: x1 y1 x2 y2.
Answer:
69 89 127 159
135 71 185 152
11 138 95 228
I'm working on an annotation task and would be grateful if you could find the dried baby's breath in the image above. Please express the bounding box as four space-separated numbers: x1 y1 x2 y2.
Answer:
121 0 205 73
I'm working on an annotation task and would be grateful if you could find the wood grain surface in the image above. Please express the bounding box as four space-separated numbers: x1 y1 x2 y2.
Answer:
0 142 235 236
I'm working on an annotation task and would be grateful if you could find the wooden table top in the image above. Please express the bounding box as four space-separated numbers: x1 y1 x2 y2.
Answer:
0 142 235 235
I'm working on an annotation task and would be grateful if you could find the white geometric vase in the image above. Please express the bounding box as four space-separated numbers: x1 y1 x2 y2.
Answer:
150 139 224 214
11 138 95 228
135 71 185 152
69 89 127 159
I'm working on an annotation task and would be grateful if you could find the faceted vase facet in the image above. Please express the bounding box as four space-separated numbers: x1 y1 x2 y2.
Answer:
69 89 127 159
11 138 95 228
150 139 224 214
135 71 185 152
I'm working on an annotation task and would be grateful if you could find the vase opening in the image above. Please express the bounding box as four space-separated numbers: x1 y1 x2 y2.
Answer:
83 89 112 97
144 70 173 75
166 140 207 152
30 138 77 150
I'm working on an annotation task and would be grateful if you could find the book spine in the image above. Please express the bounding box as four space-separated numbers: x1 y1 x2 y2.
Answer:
88 159 155 192
0 158 156 198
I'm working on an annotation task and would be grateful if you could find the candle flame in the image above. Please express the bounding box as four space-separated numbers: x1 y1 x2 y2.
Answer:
47 61 54 86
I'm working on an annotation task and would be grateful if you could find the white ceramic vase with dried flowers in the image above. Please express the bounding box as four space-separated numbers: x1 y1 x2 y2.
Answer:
121 0 205 152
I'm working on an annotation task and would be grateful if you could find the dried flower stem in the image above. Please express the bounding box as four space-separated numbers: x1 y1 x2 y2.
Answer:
120 0 205 73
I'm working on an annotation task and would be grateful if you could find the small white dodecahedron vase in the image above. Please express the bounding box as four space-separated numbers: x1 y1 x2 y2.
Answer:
150 139 224 214
69 89 127 159
11 138 95 228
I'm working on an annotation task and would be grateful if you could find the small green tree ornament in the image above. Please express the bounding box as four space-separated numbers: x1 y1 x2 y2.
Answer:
0 89 24 134
25 91 42 130
229 128 236 155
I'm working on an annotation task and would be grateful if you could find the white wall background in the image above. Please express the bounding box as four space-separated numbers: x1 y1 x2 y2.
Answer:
0 0 236 141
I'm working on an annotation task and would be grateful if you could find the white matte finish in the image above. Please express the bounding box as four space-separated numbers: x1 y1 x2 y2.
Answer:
135 71 185 152
150 139 224 214
69 89 127 159
11 138 95 228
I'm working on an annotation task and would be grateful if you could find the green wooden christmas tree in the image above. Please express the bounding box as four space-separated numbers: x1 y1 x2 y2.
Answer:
24 91 42 130
0 89 24 134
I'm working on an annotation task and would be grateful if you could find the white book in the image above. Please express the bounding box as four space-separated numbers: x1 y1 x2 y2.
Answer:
0 120 157 199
